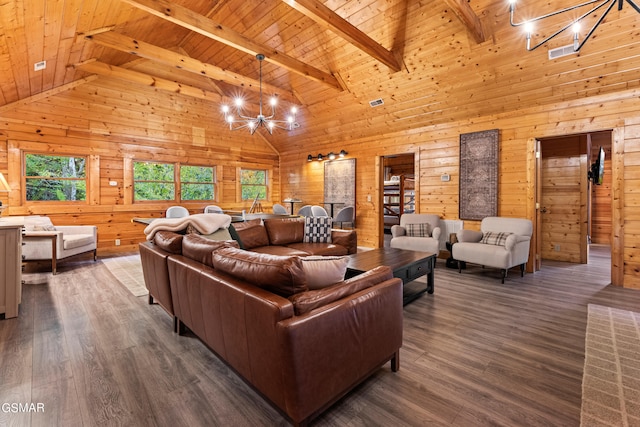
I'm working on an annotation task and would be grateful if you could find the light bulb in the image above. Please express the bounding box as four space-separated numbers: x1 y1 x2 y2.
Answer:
234 98 243 107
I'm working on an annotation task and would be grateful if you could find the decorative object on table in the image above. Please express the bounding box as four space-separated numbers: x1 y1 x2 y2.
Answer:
459 129 499 221
221 54 298 135
324 157 356 220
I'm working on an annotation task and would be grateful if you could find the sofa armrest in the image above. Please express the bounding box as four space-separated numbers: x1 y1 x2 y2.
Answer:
54 225 97 236
330 229 357 254
457 229 483 243
390 225 405 238
431 226 441 241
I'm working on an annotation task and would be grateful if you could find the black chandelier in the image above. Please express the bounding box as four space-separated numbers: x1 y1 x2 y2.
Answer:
221 54 298 135
509 0 640 52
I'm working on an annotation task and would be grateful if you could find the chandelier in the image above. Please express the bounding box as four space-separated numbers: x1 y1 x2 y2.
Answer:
509 0 640 52
221 54 298 135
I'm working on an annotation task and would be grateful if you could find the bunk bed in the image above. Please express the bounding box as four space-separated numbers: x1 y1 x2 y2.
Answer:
383 175 415 227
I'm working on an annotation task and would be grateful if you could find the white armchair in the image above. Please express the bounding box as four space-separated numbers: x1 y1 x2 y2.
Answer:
390 214 441 254
452 216 532 283
22 216 97 274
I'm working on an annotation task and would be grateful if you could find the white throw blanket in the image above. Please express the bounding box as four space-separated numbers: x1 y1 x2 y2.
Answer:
144 213 232 241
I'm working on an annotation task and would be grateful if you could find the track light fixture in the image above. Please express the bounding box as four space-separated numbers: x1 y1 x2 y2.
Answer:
307 150 348 162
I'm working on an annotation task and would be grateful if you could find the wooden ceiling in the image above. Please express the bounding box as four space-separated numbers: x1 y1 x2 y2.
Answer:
2 0 640 151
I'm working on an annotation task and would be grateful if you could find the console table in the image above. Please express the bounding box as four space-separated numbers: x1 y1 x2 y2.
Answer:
0 221 23 318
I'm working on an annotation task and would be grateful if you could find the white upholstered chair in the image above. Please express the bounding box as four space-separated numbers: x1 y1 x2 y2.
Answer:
204 205 224 214
311 205 329 217
390 214 441 254
22 216 97 274
452 216 533 283
272 203 288 215
297 205 313 217
334 206 354 228
166 206 189 218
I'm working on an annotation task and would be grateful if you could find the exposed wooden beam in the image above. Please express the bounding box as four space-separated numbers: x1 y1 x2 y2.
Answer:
442 0 485 44
72 59 224 103
83 30 296 100
281 0 401 72
119 0 344 91
0 76 98 113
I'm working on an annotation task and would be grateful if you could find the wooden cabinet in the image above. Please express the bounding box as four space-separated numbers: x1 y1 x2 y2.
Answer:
0 222 23 318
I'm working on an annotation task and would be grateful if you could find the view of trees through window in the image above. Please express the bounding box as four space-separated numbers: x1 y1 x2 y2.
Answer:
240 169 267 200
133 161 216 201
25 153 87 201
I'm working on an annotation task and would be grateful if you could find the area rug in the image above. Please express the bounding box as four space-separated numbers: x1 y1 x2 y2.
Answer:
101 255 148 297
581 304 640 426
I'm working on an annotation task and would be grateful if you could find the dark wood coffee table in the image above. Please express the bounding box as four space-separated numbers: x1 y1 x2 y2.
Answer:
345 247 436 305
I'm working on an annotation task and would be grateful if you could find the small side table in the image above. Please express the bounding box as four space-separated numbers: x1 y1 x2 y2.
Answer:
22 232 58 274
445 233 465 270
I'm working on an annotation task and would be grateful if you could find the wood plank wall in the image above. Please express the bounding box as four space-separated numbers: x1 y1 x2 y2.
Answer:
0 78 279 254
280 89 640 289
591 139 612 245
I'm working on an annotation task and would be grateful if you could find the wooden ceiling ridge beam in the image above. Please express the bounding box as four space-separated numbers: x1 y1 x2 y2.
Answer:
118 0 344 91
0 76 98 114
442 0 486 44
282 0 402 72
72 59 225 103
83 30 297 101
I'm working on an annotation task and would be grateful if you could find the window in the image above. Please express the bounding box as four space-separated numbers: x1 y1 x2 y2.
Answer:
240 169 268 201
25 153 87 201
180 165 215 200
133 161 175 201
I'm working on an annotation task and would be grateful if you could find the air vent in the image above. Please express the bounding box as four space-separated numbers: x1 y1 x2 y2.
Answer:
548 44 577 60
369 98 384 107
34 61 47 71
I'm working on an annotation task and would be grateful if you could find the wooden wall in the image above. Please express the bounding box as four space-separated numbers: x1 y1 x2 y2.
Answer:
0 78 279 254
591 138 613 245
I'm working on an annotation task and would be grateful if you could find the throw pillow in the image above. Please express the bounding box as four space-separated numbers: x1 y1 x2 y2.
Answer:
405 223 431 237
300 255 350 289
303 216 333 243
481 231 513 247
233 221 270 249
212 247 307 296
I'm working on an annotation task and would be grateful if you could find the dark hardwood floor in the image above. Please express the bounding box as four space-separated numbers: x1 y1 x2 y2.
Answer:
2 245 639 426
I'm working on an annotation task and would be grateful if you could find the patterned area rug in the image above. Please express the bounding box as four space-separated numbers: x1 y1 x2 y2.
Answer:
101 254 148 297
581 304 640 426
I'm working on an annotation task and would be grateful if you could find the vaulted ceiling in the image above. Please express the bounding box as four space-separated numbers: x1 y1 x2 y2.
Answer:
1 0 640 151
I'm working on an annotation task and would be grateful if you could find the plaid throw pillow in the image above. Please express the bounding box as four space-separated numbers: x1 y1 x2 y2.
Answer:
304 216 333 243
405 223 431 237
481 231 513 247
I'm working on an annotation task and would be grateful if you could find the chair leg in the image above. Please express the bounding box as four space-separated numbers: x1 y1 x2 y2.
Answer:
501 269 507 284
520 263 525 277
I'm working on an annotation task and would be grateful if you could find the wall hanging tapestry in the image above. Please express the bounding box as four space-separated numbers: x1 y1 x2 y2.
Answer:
324 158 356 218
459 129 499 220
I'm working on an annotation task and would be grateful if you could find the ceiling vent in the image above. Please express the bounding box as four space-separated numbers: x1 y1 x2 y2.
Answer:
34 61 46 71
369 98 384 107
548 44 577 60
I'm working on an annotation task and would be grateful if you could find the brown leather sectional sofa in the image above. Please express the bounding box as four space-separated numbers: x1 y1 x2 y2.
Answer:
139 218 403 426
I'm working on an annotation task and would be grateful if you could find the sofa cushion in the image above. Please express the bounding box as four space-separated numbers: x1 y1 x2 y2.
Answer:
287 242 349 256
63 234 95 250
300 255 350 289
250 246 310 257
481 231 513 247
233 220 270 250
153 231 183 254
457 229 483 243
303 216 332 243
182 234 239 267
212 247 307 296
405 223 431 237
264 218 305 245
289 266 393 315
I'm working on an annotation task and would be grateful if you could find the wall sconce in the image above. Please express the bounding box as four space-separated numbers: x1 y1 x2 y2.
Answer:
307 150 348 162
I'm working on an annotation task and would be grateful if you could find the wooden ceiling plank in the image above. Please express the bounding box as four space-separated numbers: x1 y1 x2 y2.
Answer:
442 0 486 44
0 75 97 113
119 0 344 91
282 0 401 72
73 59 224 103
84 31 296 100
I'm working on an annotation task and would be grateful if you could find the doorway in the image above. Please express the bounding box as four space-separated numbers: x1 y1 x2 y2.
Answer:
380 153 416 247
537 131 612 275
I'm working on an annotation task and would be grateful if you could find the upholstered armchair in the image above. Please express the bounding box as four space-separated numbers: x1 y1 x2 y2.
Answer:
22 216 97 274
452 216 533 283
390 213 441 254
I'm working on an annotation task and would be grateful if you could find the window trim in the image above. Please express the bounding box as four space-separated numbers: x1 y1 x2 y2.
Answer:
132 160 218 203
238 167 270 202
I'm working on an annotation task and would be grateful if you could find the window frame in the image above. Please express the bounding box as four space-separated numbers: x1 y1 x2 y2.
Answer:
239 168 269 202
132 160 218 203
179 164 217 201
23 151 89 203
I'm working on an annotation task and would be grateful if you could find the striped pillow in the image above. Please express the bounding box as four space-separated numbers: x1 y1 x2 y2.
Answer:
405 223 431 237
481 231 513 247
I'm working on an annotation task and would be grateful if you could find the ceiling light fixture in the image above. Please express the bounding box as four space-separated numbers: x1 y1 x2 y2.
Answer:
509 0 640 52
221 54 298 135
